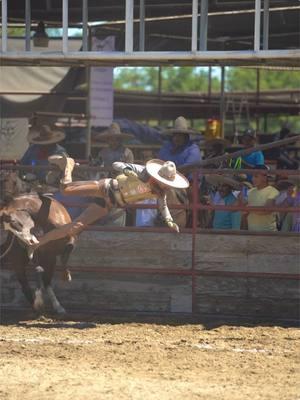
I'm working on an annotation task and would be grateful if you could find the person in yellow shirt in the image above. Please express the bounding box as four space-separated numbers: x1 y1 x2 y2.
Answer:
246 166 279 231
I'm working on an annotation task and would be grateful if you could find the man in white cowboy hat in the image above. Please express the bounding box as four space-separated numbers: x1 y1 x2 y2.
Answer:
206 174 242 230
27 155 189 257
94 122 134 169
158 116 202 169
20 124 67 182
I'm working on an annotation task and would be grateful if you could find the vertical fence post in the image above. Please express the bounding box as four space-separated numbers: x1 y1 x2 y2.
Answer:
199 0 208 51
191 170 199 314
25 0 31 51
263 0 269 50
1 0 8 52
254 0 261 51
82 0 88 51
125 0 134 52
62 0 69 53
220 66 226 138
139 0 145 51
191 0 198 51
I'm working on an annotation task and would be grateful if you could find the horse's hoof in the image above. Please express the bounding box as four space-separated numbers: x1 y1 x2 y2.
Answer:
56 306 67 315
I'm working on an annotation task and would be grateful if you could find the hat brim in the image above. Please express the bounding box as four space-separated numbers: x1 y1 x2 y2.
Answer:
93 132 134 142
146 159 189 189
205 174 241 190
161 128 199 136
28 130 65 145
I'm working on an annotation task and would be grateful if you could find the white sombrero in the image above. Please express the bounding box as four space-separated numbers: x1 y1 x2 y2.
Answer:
161 116 201 137
28 125 66 145
93 122 134 142
205 174 242 190
146 159 190 189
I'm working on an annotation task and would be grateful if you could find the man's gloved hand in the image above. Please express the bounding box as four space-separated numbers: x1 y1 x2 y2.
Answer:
166 219 180 233
123 168 138 179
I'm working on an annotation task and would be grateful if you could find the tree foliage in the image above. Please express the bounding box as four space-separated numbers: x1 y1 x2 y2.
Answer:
114 67 220 93
226 68 300 91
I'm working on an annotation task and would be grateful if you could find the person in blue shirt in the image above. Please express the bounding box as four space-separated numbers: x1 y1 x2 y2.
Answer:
206 174 242 230
158 116 202 168
20 124 67 182
240 128 265 168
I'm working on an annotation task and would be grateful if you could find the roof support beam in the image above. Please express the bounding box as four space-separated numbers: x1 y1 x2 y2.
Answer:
191 0 198 51
82 0 88 51
125 0 134 52
62 0 68 53
25 0 31 51
254 0 261 51
139 0 145 51
199 0 208 51
263 0 270 50
1 0 8 52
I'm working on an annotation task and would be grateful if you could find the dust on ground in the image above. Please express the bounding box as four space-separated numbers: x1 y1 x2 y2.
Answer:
0 315 299 400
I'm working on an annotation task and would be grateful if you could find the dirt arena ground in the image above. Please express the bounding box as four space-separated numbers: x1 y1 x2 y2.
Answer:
0 314 299 400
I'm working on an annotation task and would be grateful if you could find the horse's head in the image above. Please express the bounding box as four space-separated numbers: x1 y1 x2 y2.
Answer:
0 171 25 206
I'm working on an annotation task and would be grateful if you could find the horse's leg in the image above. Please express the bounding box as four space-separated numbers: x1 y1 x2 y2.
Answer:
60 236 75 282
39 255 66 315
33 265 45 313
13 249 35 307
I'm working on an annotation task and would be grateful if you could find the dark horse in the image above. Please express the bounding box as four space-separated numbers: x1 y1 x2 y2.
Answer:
0 171 75 315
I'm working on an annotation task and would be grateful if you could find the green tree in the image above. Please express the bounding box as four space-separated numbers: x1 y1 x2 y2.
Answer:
114 67 219 93
226 67 300 91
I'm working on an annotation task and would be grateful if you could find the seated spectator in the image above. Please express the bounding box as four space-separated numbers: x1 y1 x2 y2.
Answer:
240 128 265 169
94 123 134 170
94 122 135 227
159 116 202 169
204 138 230 169
246 166 279 231
20 124 66 182
276 176 300 232
206 174 242 230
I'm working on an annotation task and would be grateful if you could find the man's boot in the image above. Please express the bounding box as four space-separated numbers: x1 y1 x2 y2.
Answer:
48 154 75 185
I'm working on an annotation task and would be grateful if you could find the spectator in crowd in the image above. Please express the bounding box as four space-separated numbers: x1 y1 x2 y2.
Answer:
240 128 265 169
246 165 279 231
158 116 202 168
94 122 135 226
206 174 242 230
204 138 230 169
20 124 89 220
276 176 300 232
20 124 66 182
95 122 134 169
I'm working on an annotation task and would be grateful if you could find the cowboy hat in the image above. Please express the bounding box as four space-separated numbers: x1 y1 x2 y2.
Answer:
27 125 65 145
93 122 134 142
205 174 242 190
146 159 189 189
161 116 201 137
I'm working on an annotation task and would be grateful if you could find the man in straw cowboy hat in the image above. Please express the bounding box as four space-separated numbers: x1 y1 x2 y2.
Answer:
20 124 67 182
27 155 189 257
94 122 134 169
206 174 243 230
158 116 202 169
